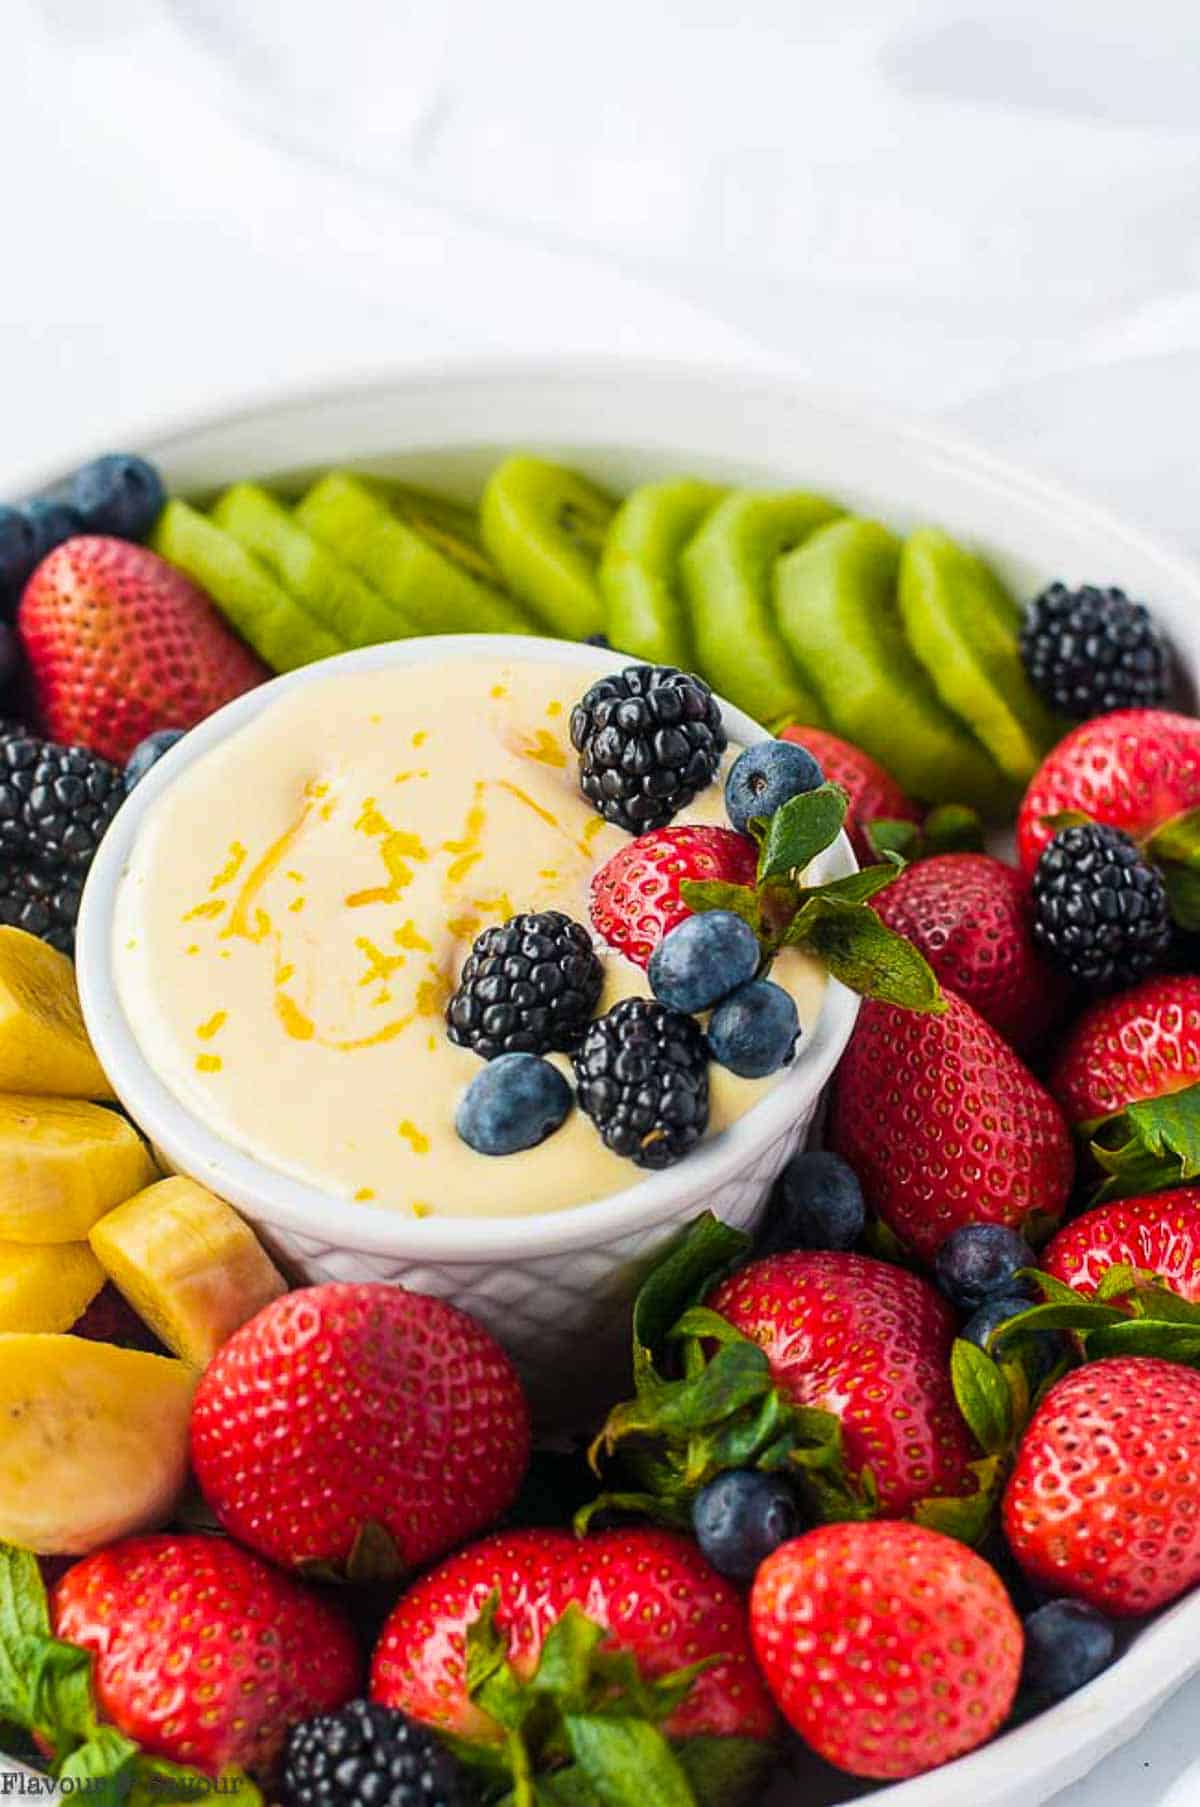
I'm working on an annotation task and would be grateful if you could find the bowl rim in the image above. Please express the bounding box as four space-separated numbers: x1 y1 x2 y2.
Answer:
38 357 1200 1807
76 631 859 1261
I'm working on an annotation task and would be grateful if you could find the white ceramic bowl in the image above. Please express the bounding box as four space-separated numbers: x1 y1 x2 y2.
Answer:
18 361 1200 1807
76 632 858 1405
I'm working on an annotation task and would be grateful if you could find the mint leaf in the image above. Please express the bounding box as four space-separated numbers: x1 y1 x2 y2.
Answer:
28 1637 95 1757
1041 809 1094 831
866 818 923 862
56 1727 138 1805
921 803 985 855
0 1546 49 1731
813 865 899 905
677 881 762 935
129 1761 264 1806
563 1713 698 1807
949 1340 1013 1457
757 784 848 883
1089 1082 1200 1201
784 895 944 1011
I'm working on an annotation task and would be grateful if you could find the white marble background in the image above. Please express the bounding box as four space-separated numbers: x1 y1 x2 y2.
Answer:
5 0 1200 1799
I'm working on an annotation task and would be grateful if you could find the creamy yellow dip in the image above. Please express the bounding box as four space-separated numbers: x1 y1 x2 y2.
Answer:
112 659 826 1218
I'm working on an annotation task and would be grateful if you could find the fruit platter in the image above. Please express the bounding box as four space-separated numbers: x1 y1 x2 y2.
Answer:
2 365 1200 1807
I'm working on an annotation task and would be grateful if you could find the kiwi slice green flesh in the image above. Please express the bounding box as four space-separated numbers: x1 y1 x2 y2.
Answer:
151 499 344 672
899 528 1062 785
480 455 615 640
295 473 535 637
600 477 725 667
212 483 419 646
680 490 842 727
775 517 1016 815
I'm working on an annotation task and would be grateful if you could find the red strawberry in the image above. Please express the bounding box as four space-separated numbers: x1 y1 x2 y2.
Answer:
19 536 267 762
589 823 757 967
750 1521 1022 1780
1003 1356 1200 1614
780 725 920 863
830 989 1074 1261
1049 973 1200 1125
1017 707 1200 875
371 1526 777 1743
190 1282 530 1575
872 852 1066 1051
707 1251 977 1514
1041 1190 1200 1303
51 1533 360 1777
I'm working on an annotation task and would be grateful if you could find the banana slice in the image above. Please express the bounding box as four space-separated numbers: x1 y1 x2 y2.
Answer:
90 1176 287 1368
0 928 113 1098
0 1241 105 1333
0 1334 195 1553
0 1097 156 1243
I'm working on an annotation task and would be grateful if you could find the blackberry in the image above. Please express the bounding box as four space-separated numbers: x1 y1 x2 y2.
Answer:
0 732 124 869
570 665 726 833
0 863 83 953
1020 582 1169 719
1032 823 1172 990
282 1700 472 1807
574 995 708 1168
446 911 603 1059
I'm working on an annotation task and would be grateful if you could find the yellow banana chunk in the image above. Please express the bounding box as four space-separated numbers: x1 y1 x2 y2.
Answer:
90 1177 287 1368
0 1334 195 1553
0 928 113 1098
0 1097 156 1243
0 1241 105 1333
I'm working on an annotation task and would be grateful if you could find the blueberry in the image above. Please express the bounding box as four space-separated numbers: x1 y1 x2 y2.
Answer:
68 454 165 541
0 506 37 612
23 498 83 564
724 740 823 836
1022 1600 1115 1700
758 1150 864 1255
648 910 760 1014
456 1052 572 1156
961 1292 1067 1385
708 979 799 1078
124 728 188 792
692 1470 801 1582
934 1223 1037 1312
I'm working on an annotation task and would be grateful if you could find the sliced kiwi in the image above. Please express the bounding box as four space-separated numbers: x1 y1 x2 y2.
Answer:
775 517 1016 815
480 455 616 640
295 472 535 636
211 483 418 646
680 490 842 726
899 528 1062 785
600 477 725 666
151 499 344 671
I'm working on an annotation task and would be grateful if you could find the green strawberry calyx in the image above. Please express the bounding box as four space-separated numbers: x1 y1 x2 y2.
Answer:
577 1214 880 1536
443 1591 773 1807
920 1264 1200 1545
679 785 945 1014
1082 1081 1200 1204
865 803 986 864
0 1543 262 1806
